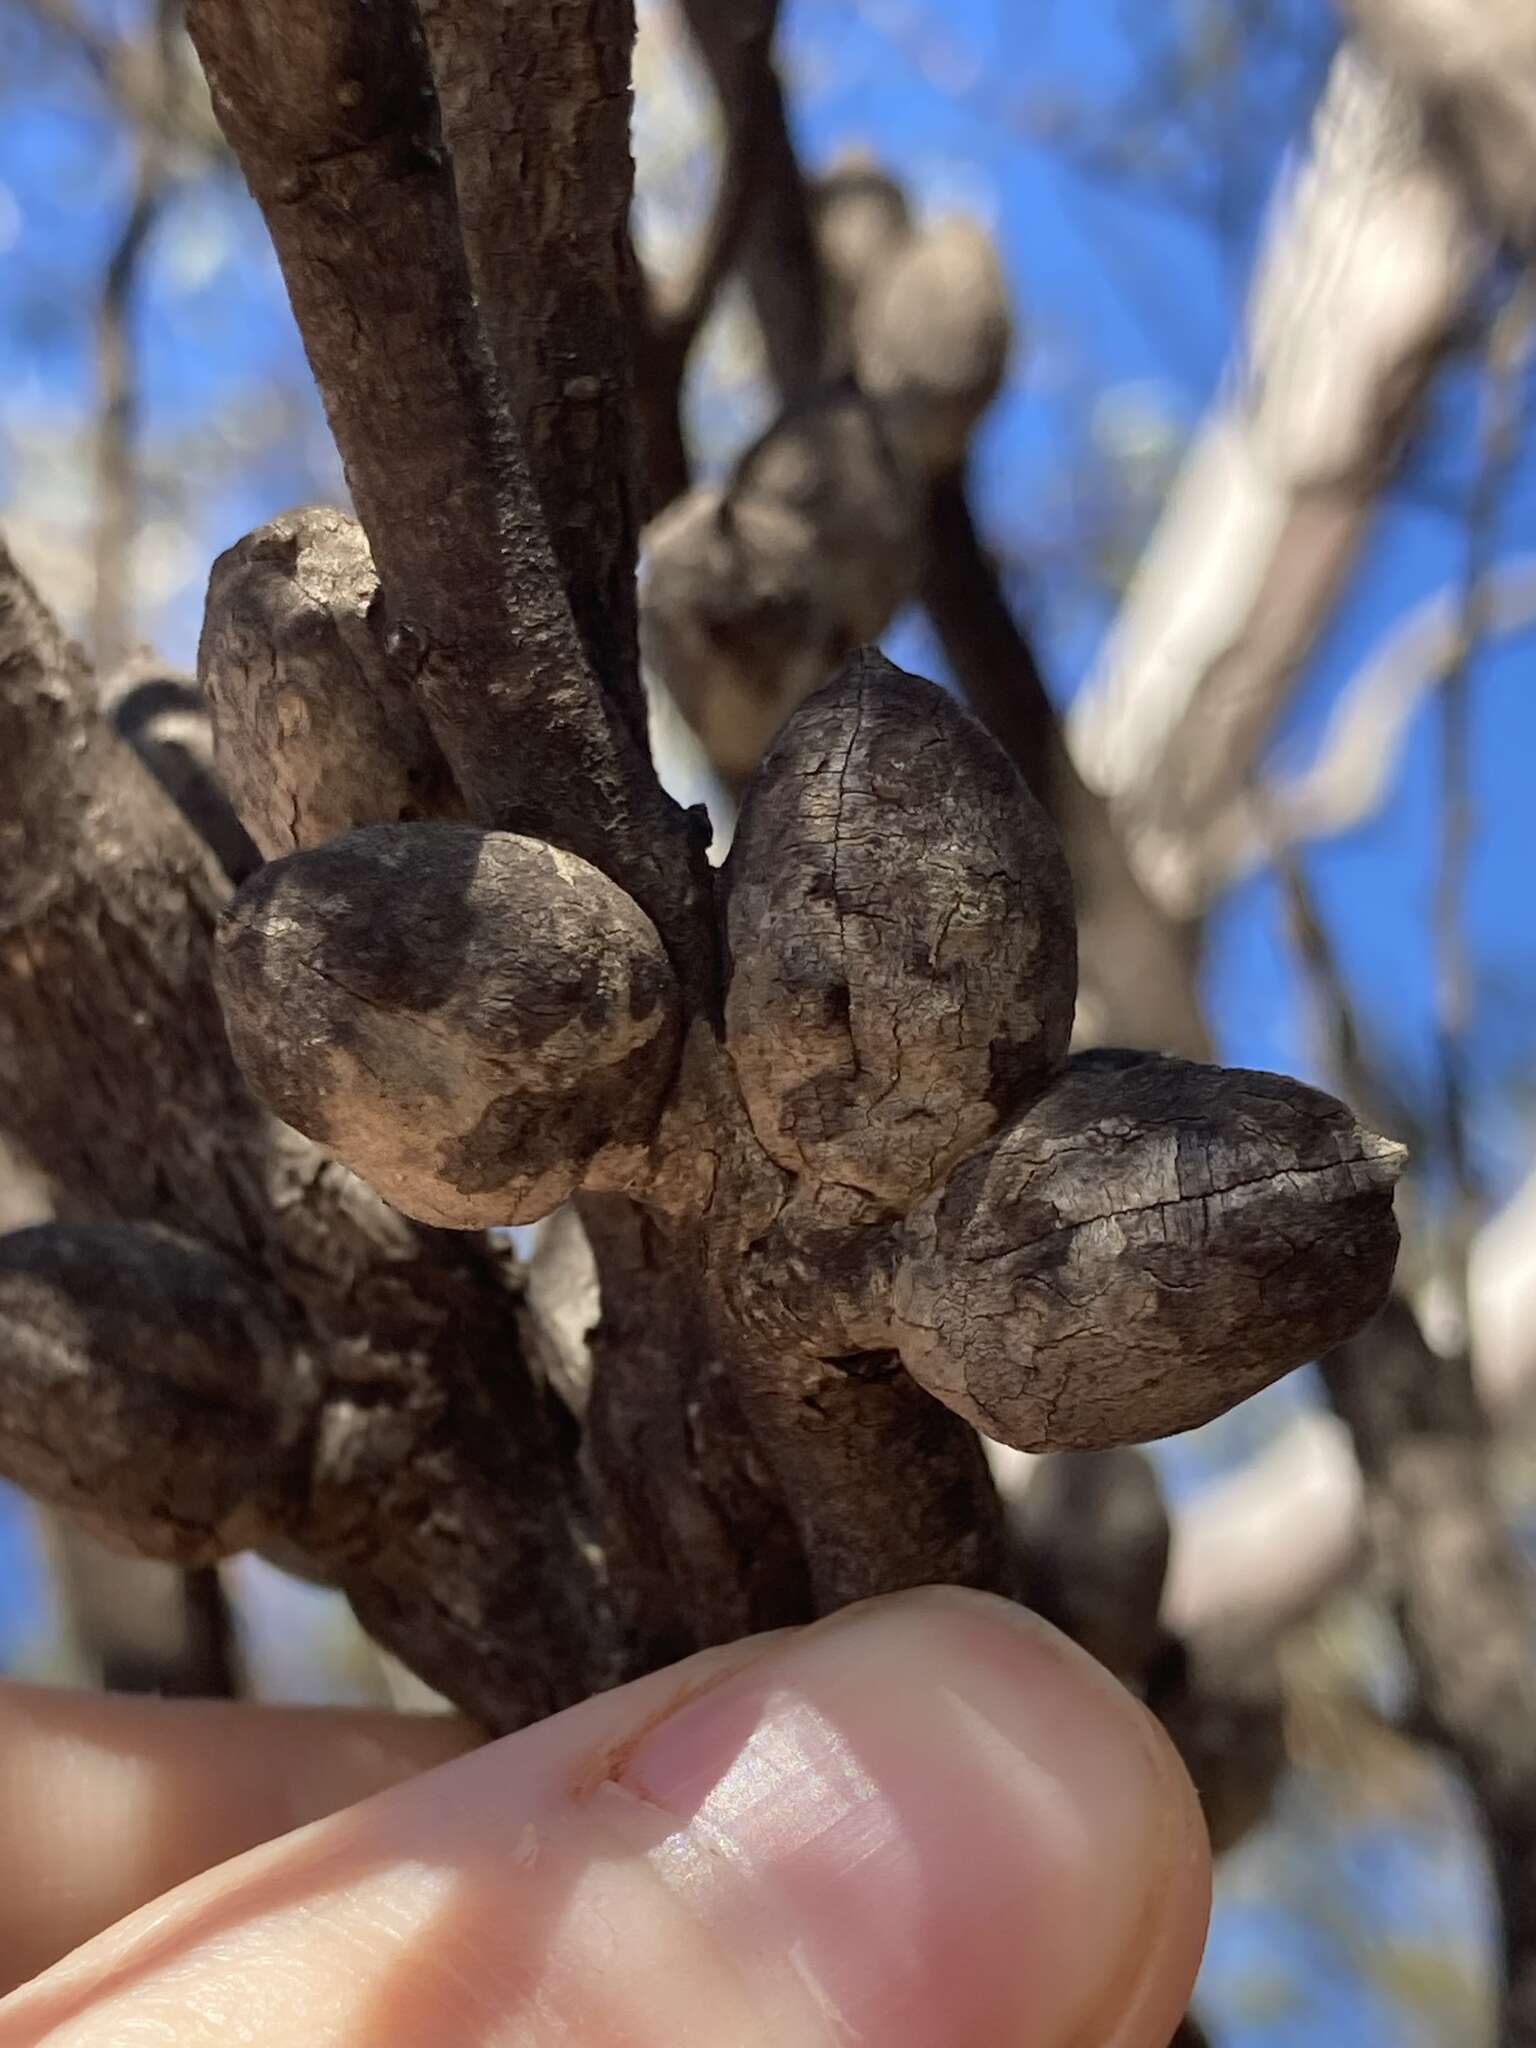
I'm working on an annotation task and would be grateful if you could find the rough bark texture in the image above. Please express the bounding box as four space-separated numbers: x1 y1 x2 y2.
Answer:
413 0 644 712
577 1196 812 1666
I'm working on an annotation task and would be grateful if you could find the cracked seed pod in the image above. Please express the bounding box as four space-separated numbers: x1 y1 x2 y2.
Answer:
640 396 919 785
199 506 462 858
891 1051 1404 1448
852 217 1013 473
724 649 1077 1208
215 822 682 1227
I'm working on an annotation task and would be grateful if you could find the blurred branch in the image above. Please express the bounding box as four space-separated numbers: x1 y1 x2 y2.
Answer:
1273 838 1424 1155
1163 1409 1366 1641
634 3 782 518
651 41 773 353
18 0 222 154
1070 43 1483 916
47 1524 240 1698
17 0 117 82
1188 557 1536 897
675 0 824 392
1343 0 1536 257
93 161 164 675
919 468 1210 1055
1005 1446 1288 1872
90 0 193 675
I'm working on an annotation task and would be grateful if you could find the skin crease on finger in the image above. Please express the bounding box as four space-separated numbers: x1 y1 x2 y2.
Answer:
0 1589 1211 2048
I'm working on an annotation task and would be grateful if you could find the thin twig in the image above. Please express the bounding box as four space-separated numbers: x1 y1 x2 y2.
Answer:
92 169 163 675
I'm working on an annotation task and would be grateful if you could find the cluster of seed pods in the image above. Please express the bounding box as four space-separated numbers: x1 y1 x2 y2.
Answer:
207 522 1402 1466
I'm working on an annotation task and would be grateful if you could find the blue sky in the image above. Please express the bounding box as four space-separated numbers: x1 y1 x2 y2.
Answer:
0 1 1527 2034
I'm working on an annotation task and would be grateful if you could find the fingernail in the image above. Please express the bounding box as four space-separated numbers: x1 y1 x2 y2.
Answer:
615 1587 1210 2047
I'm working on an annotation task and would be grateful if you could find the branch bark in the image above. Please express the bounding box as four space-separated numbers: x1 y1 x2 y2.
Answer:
185 0 710 992
413 0 644 714
0 534 611 1730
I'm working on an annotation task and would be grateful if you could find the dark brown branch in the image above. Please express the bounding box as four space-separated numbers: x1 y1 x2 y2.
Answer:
184 0 710 992
0 534 612 1728
46 1542 241 1699
1012 1449 1170 1687
918 468 1056 790
412 0 644 724
110 671 262 884
1011 1449 1286 1872
0 1218 609 1731
577 1196 812 1664
0 1222 304 1563
632 23 778 521
92 154 161 674
677 0 825 394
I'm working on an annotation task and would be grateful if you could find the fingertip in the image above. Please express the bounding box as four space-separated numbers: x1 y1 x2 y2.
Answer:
2 1593 1211 2048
